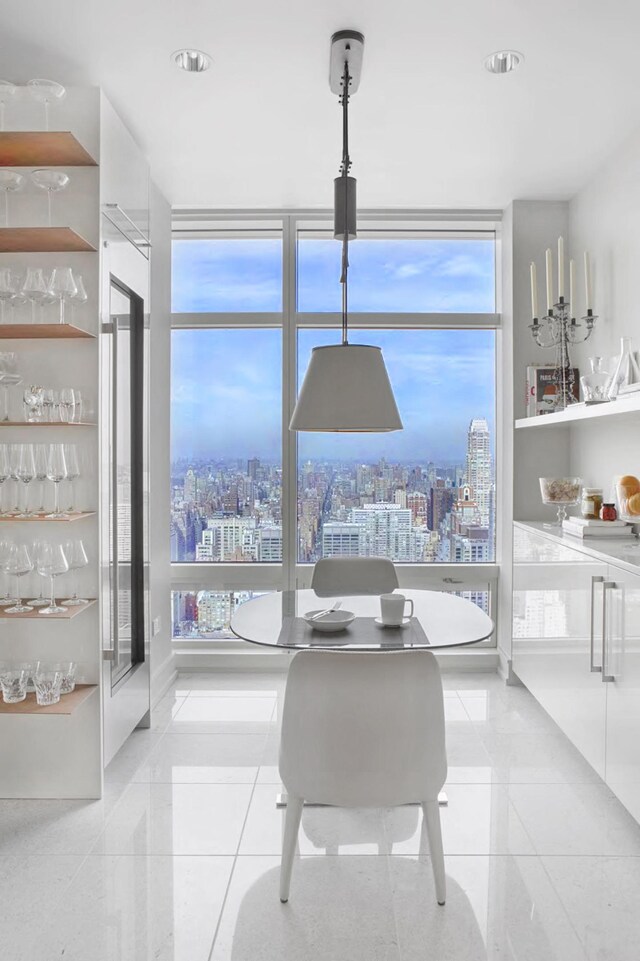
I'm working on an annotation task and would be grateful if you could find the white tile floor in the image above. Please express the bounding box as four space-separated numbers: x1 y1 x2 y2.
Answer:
3 671 640 960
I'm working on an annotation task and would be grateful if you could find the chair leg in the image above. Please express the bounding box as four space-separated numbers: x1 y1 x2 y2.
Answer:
422 800 446 906
280 795 304 903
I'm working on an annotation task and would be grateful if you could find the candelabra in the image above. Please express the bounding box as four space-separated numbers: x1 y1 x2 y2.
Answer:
529 300 597 411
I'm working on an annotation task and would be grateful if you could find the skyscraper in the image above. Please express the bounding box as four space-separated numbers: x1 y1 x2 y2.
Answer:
465 418 492 526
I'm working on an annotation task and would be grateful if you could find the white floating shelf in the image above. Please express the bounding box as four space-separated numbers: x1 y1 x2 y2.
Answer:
515 394 640 429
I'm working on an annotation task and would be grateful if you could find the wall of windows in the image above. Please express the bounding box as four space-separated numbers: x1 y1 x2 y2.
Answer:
171 216 499 643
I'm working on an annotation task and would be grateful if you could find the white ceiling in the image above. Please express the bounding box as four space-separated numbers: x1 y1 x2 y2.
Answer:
1 0 640 209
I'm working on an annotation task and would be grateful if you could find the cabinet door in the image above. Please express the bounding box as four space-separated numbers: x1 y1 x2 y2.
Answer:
604 566 640 821
513 526 608 777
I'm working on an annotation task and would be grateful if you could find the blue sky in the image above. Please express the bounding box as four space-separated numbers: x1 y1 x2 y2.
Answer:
171 239 495 462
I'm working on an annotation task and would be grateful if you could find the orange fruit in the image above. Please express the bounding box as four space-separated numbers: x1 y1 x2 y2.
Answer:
628 493 640 515
620 475 640 494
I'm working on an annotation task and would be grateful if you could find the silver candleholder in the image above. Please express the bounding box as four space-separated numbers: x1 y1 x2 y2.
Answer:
529 299 597 411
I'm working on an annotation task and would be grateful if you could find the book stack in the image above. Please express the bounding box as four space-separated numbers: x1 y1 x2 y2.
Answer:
526 365 580 417
562 517 634 538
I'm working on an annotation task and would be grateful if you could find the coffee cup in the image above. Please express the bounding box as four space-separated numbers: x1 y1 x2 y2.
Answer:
380 593 414 626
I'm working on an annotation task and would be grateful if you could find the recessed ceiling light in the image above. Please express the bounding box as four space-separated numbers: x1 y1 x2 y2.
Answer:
484 50 523 75
172 49 211 73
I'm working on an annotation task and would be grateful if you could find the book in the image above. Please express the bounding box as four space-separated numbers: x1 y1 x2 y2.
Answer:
566 517 629 529
563 520 634 538
526 365 580 417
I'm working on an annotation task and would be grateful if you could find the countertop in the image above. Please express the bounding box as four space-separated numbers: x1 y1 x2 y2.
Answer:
515 520 640 577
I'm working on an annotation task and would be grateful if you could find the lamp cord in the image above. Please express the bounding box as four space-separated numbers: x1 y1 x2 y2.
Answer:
339 59 351 345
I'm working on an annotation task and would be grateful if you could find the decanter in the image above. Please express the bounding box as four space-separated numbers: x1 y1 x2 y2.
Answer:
580 356 610 404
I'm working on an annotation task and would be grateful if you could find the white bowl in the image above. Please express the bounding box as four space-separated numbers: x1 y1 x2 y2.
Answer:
303 609 356 633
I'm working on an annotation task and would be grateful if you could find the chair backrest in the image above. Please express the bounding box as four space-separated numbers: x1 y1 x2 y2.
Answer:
279 650 447 807
310 557 399 597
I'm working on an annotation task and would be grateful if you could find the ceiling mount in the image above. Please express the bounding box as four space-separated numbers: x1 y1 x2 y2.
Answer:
329 30 364 95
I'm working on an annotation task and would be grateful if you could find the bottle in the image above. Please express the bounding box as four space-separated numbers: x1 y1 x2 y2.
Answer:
581 488 603 520
600 503 618 521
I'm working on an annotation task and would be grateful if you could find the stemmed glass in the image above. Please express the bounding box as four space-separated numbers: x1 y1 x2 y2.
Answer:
26 80 66 131
0 446 9 516
65 444 80 511
13 444 35 518
36 542 69 615
0 170 25 227
70 275 88 323
0 267 19 324
62 539 89 606
45 444 67 519
4 543 34 613
0 352 22 421
0 539 17 604
33 444 48 514
28 540 49 608
0 80 16 132
47 267 77 324
31 170 70 227
22 268 50 324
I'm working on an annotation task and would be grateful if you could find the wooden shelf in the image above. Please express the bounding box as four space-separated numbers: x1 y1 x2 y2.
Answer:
0 227 96 253
0 511 95 522
0 132 97 167
0 421 96 427
0 599 96 619
515 394 640 430
0 323 95 339
0 684 97 715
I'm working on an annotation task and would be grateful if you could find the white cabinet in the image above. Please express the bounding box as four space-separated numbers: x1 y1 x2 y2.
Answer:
513 525 608 776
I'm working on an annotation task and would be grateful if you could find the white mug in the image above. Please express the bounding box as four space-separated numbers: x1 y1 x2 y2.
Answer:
380 592 414 626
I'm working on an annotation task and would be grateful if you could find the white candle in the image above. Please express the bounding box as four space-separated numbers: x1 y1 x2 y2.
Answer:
584 251 592 311
558 236 565 299
569 259 576 314
530 262 538 319
545 248 553 312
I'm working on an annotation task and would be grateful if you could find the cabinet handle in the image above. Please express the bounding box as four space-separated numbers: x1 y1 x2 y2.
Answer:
590 575 604 672
602 581 616 683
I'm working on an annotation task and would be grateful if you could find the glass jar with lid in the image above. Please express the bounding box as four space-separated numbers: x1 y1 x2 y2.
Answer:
581 487 603 520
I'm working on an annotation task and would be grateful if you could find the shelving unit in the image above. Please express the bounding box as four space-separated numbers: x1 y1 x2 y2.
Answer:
0 323 95 339
0 227 96 253
0 421 96 427
0 599 96 619
0 511 95 523
0 684 97 715
515 393 640 429
0 132 97 167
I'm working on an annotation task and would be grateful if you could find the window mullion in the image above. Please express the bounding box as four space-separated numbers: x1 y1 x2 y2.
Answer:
282 216 297 590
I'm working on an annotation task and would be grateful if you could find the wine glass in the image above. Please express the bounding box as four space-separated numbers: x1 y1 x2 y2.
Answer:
0 539 18 605
0 445 10 517
28 539 50 607
64 443 80 512
4 543 34 613
13 444 35 518
45 444 67 519
0 267 19 324
59 388 75 424
26 79 66 131
36 542 69 615
70 274 88 323
62 539 88 606
33 445 48 515
8 271 27 322
22 268 49 324
0 80 16 132
0 170 25 227
0 352 22 421
47 267 77 324
31 170 70 227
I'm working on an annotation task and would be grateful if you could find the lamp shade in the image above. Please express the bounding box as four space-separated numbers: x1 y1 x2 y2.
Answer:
290 343 403 432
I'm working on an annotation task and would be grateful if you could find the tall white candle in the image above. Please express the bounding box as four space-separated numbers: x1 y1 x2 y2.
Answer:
545 248 553 312
569 259 576 314
530 262 538 319
584 251 592 311
558 236 565 299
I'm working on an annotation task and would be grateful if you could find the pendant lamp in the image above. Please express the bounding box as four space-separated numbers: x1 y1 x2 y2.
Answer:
289 30 403 433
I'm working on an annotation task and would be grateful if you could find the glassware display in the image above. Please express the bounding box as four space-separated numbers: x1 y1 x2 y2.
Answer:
580 357 611 404
0 352 22 421
0 79 16 132
539 476 582 528
62 539 88 606
0 663 31 703
0 170 25 228
31 170 71 228
36 542 69 614
47 267 77 324
33 664 64 705
13 443 36 517
64 444 80 510
45 443 68 519
4 543 34 613
26 79 66 131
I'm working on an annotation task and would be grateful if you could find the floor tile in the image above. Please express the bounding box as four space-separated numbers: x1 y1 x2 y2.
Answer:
185 672 286 698
460 687 560 735
0 797 110 856
542 855 640 961
91 782 253 855
168 696 276 734
479 731 602 783
445 731 495 783
133 733 266 784
104 728 166 784
150 692 188 731
210 855 401 961
441 672 507 694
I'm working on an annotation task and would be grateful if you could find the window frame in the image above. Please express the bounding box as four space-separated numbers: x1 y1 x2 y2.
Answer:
171 211 502 649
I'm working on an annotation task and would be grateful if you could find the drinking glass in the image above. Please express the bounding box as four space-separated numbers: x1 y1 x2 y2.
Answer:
0 352 22 421
59 388 75 424
71 274 88 323
0 445 10 517
42 388 56 423
14 443 35 517
23 385 45 423
31 170 70 227
33 444 48 514
70 389 83 423
0 79 16 132
28 540 49 607
22 268 49 324
45 443 67 519
0 663 32 703
0 539 18 603
33 664 64 705
65 444 80 511
62 539 88 606
4 543 34 613
27 79 66 131
54 660 77 695
0 267 19 324
47 267 77 324
0 170 25 227
36 542 69 614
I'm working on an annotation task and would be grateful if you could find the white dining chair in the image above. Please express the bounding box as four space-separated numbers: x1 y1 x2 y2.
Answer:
278 649 447 905
310 556 399 596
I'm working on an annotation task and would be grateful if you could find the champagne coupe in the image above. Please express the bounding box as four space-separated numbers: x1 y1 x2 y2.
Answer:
0 170 25 227
37 542 69 614
62 538 89 606
47 267 77 324
0 79 16 132
0 539 18 605
45 443 68 519
0 352 22 421
0 445 9 517
31 170 70 227
33 443 48 513
64 443 80 511
22 268 49 324
5 543 34 613
59 387 75 424
26 79 66 131
28 540 49 607
14 444 35 518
